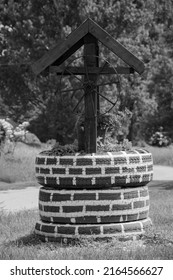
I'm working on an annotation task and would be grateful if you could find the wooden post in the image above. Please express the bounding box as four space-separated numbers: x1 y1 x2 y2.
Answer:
84 34 99 153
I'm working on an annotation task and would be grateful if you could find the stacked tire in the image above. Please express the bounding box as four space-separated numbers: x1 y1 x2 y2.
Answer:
35 148 153 242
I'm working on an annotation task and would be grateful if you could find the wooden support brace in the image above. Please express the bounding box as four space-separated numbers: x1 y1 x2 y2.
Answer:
49 66 135 75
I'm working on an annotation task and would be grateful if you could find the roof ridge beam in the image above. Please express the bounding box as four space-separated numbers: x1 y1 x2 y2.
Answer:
32 19 89 75
88 18 144 74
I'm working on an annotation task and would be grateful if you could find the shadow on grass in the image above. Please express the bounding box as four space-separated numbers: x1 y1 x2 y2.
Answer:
4 231 122 249
148 180 173 190
142 233 173 247
5 232 43 247
4 231 82 249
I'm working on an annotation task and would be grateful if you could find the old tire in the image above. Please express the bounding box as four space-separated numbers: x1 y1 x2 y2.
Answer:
38 186 150 224
35 149 153 189
35 217 152 242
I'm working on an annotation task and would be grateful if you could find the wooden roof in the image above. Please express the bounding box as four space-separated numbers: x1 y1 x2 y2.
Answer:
32 18 144 75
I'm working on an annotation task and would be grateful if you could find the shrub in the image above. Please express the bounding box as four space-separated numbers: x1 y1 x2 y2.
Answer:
149 131 171 147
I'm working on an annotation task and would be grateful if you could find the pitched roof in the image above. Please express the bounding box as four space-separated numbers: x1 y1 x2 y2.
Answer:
32 18 144 75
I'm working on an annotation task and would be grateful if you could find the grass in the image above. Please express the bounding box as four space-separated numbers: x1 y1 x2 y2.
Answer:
143 144 173 166
0 181 173 260
0 142 44 186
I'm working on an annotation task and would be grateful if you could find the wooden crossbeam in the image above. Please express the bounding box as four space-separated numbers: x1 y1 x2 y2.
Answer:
49 66 135 75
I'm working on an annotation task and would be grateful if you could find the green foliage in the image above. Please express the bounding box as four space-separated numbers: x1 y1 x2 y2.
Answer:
0 0 173 143
42 140 79 156
149 130 171 147
97 135 132 153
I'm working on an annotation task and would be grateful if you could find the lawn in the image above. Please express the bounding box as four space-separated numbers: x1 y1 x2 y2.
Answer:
145 144 173 166
0 142 44 187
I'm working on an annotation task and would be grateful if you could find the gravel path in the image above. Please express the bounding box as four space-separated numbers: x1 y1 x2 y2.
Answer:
0 165 173 213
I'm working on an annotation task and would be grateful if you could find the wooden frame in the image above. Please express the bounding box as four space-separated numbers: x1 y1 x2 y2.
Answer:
32 18 144 75
31 18 145 153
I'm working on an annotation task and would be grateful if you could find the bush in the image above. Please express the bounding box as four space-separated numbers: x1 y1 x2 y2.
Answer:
149 131 171 147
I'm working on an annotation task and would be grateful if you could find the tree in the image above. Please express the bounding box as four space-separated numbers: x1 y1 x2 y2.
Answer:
1 0 173 143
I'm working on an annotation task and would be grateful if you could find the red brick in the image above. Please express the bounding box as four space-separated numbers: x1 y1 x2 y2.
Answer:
129 156 140 164
75 216 98 224
137 166 147 172
112 203 132 210
122 167 135 173
44 205 60 212
140 189 148 197
40 168 50 174
98 192 121 200
35 222 41 231
147 164 153 171
101 215 121 223
46 157 57 165
124 191 138 199
130 175 141 183
103 224 122 234
36 157 45 165
59 177 73 185
78 226 100 235
35 167 39 173
39 203 44 211
39 190 51 202
86 167 101 174
123 222 141 232
142 174 150 181
123 213 138 221
73 193 96 200
42 224 55 233
95 177 111 185
37 176 45 185
76 177 92 185
58 226 75 235
138 211 149 220
142 155 152 163
76 158 93 166
114 176 126 185
86 205 109 212
133 201 145 208
63 206 83 213
69 168 83 175
40 215 51 222
105 167 120 174
52 193 71 202
59 158 73 165
52 168 65 174
46 177 57 186
96 158 111 165
52 217 71 223
114 157 127 165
